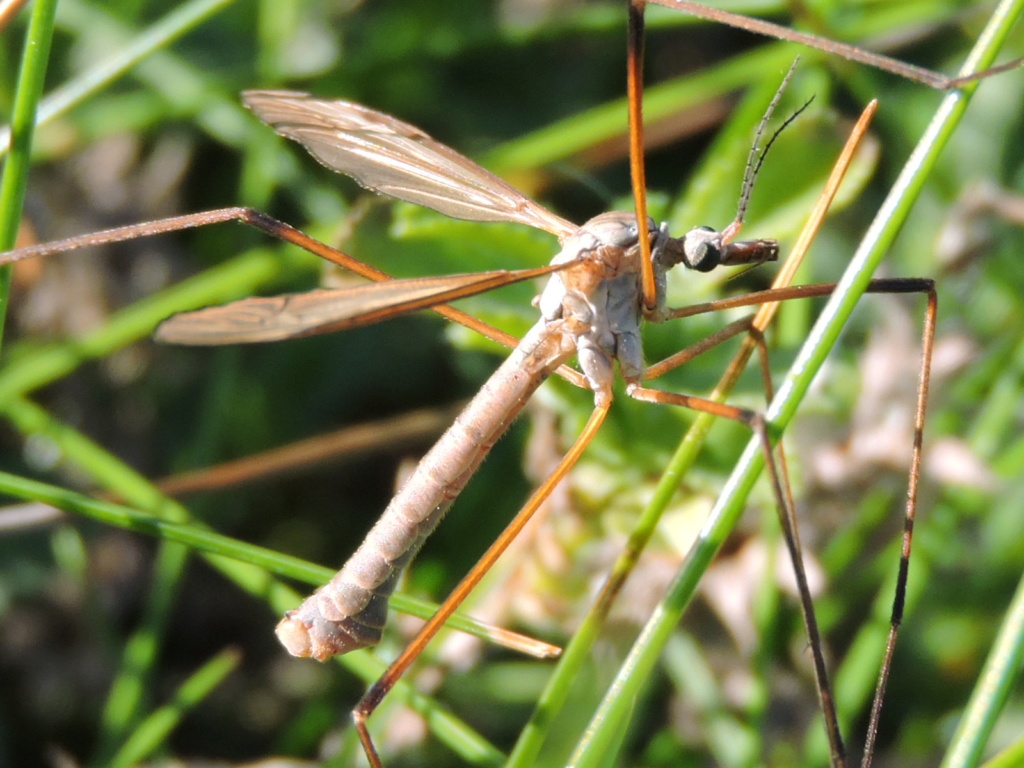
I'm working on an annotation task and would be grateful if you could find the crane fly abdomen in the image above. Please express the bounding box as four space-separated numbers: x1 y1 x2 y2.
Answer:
274 318 580 660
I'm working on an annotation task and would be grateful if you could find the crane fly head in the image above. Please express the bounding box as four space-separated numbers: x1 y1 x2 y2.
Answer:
660 226 779 273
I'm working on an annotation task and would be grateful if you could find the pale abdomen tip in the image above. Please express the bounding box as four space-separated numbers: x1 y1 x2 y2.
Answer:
275 609 382 661
275 613 315 658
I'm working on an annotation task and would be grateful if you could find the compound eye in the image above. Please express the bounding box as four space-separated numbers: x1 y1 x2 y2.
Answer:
683 227 723 272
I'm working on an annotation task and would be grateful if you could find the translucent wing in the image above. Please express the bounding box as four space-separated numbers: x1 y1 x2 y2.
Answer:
243 90 577 240
155 262 571 345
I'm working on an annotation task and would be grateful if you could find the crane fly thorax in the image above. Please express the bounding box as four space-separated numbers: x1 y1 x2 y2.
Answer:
542 210 655 306
577 210 657 273
533 211 660 401
539 215 646 326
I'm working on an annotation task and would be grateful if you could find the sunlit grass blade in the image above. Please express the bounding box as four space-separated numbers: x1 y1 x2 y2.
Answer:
0 461 548 656
0 245 316 402
104 648 241 768
0 0 58 345
942 567 1024 768
0 0 238 158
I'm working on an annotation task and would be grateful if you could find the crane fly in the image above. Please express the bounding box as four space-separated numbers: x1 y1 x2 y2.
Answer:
1 82 914 768
0 2 1019 766
168 88 784 650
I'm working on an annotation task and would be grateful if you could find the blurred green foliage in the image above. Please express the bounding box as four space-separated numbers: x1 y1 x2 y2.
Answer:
0 1 1022 767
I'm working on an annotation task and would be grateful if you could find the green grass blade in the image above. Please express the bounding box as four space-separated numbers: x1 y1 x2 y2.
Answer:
0 0 58 344
485 42 803 175
91 541 191 764
106 648 241 768
0 447 542 657
0 0 238 159
942 568 1024 768
980 737 1024 768
0 246 312 402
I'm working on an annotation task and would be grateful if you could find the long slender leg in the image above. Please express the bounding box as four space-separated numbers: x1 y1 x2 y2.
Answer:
632 276 937 767
860 282 936 767
354 400 610 768
627 381 847 764
644 315 763 382
0 207 591 388
643 0 1023 88
626 0 656 310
